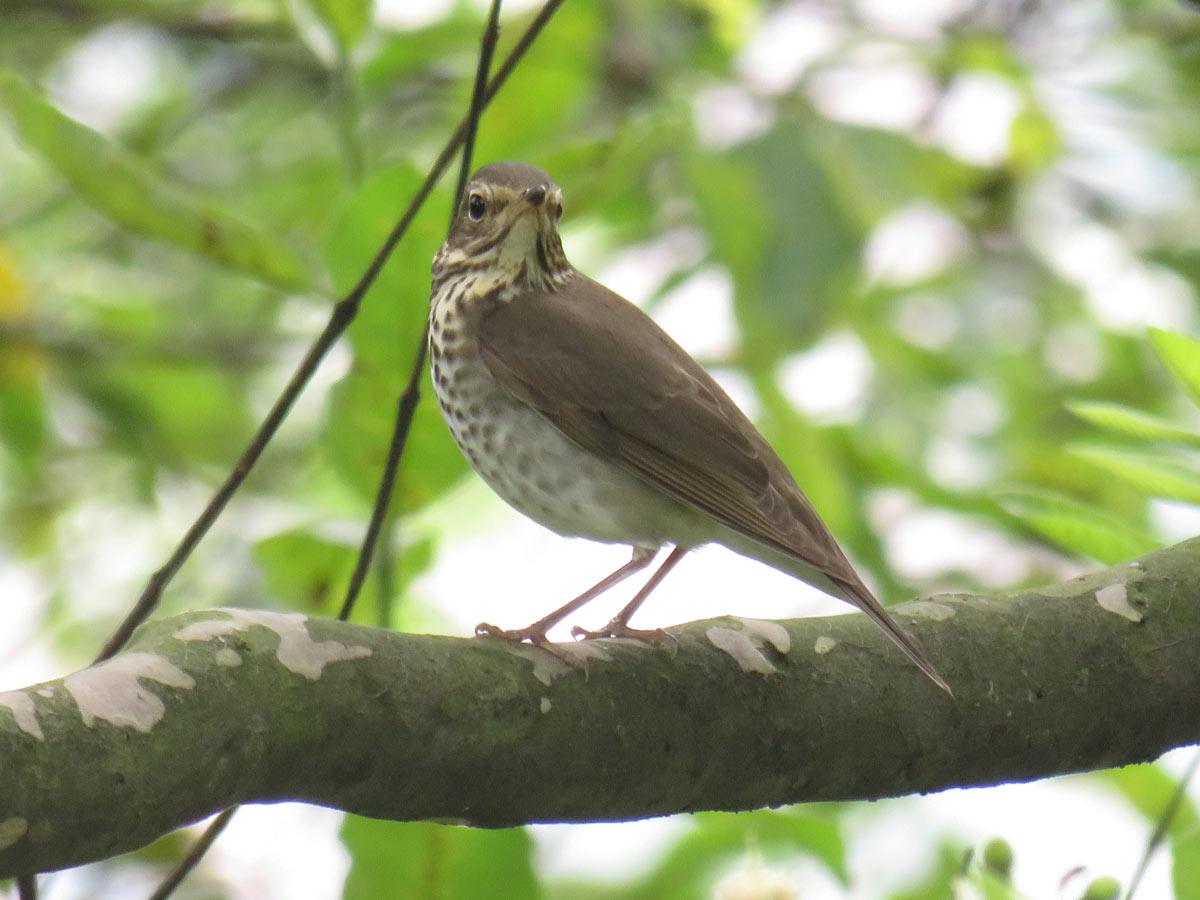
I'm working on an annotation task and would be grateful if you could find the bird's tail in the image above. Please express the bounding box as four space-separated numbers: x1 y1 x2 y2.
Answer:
833 575 952 695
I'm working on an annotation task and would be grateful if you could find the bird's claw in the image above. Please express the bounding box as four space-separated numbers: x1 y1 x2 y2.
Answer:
474 621 551 645
571 621 673 644
475 619 675 666
476 621 605 669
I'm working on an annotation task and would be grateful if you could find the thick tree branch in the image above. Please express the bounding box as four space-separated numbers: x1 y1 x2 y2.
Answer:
2 538 1198 877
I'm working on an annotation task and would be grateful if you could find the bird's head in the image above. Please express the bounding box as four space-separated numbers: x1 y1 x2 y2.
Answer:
440 160 572 291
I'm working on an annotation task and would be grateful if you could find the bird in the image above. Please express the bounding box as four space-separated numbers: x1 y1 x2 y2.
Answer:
428 160 950 693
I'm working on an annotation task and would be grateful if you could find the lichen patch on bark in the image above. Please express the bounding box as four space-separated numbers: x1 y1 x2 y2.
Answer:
813 635 838 655
63 652 195 733
1095 583 1142 623
901 600 957 621
0 818 27 852
0 691 43 741
173 609 371 680
706 626 776 675
517 641 611 686
214 648 242 667
732 617 791 653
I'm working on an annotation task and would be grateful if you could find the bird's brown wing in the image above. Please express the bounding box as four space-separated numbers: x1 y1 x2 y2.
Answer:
477 275 851 576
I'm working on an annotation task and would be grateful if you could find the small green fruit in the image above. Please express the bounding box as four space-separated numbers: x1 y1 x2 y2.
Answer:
1082 875 1120 900
983 838 1013 879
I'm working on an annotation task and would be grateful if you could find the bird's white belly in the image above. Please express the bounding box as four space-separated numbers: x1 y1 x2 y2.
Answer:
431 347 694 549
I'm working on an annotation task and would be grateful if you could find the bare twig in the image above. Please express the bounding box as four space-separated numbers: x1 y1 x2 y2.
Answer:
338 0 506 623
1124 750 1200 900
143 808 236 900
452 2 502 231
102 4 566 899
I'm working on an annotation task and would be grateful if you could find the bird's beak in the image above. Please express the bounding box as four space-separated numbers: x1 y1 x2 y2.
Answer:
521 184 562 227
523 184 548 207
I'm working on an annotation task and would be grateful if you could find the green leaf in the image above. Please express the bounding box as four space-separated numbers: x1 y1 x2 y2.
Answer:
340 817 539 900
812 124 979 221
756 379 854 536
1101 763 1192 825
886 840 965 900
253 525 434 624
254 529 352 614
320 163 468 510
309 0 373 50
745 122 862 344
1068 445 1200 504
617 810 846 900
1149 328 1200 409
323 363 467 510
1175 827 1200 900
0 72 311 290
685 123 863 362
684 151 769 315
69 359 255 468
0 331 47 476
1067 401 1200 446
322 163 441 369
468 1 601 161
1009 105 1062 173
977 867 1021 900
995 489 1159 563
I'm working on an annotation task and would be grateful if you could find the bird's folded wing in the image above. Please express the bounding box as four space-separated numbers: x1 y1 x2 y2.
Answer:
478 277 846 573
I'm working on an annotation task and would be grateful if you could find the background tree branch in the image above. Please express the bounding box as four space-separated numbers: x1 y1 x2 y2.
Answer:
2 536 1197 879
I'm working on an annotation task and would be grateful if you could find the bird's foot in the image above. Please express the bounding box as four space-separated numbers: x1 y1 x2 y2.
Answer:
571 620 672 644
474 621 552 645
476 621 606 669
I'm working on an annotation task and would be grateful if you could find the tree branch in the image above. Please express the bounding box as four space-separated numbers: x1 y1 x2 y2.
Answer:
2 537 1198 877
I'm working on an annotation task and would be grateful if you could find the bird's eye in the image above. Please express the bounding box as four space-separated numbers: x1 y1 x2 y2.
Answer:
467 193 486 221
553 201 563 220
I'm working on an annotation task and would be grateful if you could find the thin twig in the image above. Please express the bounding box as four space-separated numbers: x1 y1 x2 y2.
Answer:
375 517 398 625
452 0 502 229
339 0 509 622
144 808 236 900
338 340 426 620
16 873 35 900
94 0 566 664
1124 749 1200 900
119 5 566 900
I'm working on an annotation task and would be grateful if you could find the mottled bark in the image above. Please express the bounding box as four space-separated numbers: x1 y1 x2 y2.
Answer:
2 538 1198 877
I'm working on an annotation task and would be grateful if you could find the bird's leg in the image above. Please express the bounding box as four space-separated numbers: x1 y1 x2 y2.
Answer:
476 546 659 646
572 545 688 644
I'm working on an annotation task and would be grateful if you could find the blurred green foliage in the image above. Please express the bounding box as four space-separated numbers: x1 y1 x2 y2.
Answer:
2 0 1200 897
341 817 539 900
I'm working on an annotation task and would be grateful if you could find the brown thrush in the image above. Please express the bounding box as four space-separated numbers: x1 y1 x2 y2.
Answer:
429 160 950 693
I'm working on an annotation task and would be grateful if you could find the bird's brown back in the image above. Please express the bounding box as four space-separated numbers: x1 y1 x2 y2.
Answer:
477 272 863 584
